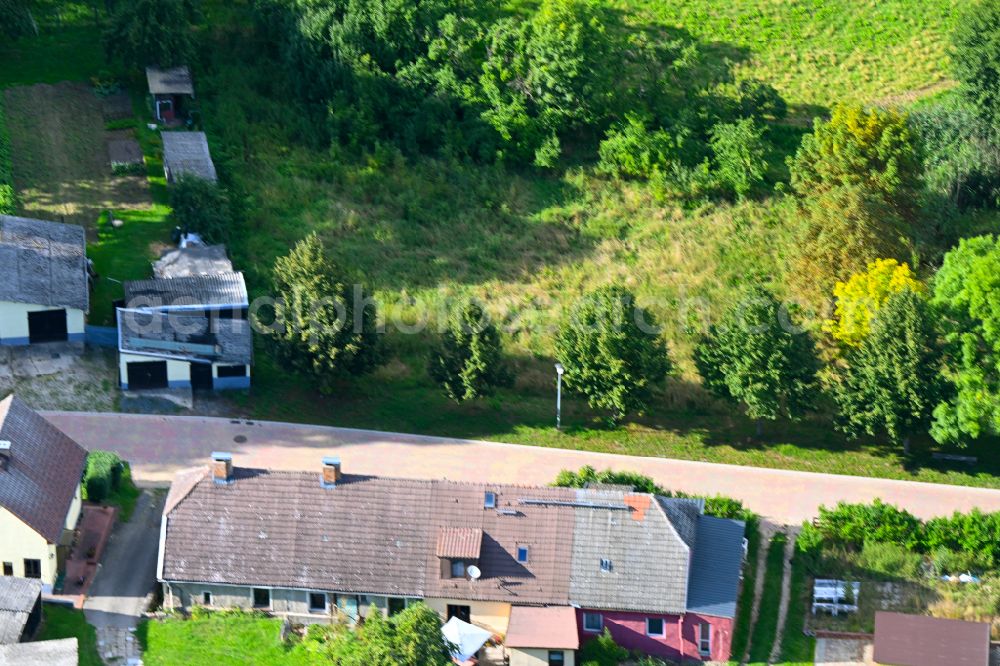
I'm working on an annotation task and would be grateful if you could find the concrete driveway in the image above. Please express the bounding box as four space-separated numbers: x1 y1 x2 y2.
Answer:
43 411 1000 525
84 491 164 663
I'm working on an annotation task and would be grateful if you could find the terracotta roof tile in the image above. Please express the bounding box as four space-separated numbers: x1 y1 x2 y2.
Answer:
436 528 483 559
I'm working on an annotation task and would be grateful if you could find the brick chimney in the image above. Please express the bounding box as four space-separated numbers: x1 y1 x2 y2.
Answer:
321 456 341 489
211 452 233 485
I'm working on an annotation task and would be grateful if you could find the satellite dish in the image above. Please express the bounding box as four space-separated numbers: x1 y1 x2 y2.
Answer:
467 565 482 580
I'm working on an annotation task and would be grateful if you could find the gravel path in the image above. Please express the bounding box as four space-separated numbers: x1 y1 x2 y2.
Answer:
43 411 1000 524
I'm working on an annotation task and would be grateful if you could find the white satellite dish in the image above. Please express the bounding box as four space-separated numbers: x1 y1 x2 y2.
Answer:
467 565 482 580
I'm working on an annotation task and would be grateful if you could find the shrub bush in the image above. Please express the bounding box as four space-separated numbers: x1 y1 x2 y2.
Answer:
83 451 126 504
816 500 923 550
168 175 233 244
598 115 687 179
85 475 110 504
579 628 628 666
858 540 924 579
710 117 768 198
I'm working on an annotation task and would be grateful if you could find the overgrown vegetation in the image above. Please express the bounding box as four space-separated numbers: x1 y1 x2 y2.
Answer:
38 604 103 666
728 521 761 663
0 96 15 214
747 532 787 664
777 537 815 666
82 451 142 521
168 174 232 244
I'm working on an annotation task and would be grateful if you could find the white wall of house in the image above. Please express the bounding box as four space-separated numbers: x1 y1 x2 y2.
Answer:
64 483 82 532
0 301 84 345
0 508 57 586
424 598 512 635
509 648 575 666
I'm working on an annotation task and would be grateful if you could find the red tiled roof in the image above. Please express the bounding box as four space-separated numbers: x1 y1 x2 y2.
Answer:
874 612 990 666
436 527 483 559
505 606 579 649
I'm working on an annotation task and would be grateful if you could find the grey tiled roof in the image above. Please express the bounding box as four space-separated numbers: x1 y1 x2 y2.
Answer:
658 496 704 549
685 515 746 619
161 467 744 616
569 490 692 614
146 66 194 95
0 215 89 311
0 396 87 543
153 245 233 278
0 577 41 644
124 272 248 309
0 637 78 665
118 309 252 364
162 132 217 182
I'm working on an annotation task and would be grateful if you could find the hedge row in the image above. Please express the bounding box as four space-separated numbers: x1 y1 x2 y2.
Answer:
83 451 126 503
0 98 15 214
799 499 1000 568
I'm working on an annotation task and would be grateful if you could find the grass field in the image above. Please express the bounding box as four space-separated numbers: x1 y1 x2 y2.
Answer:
747 532 788 664
139 612 313 666
38 604 102 666
778 542 815 665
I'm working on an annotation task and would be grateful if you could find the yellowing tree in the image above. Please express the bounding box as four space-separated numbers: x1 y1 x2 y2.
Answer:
826 259 925 347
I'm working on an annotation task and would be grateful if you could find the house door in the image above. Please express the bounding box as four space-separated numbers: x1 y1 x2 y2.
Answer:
126 361 168 390
190 363 213 390
27 309 68 343
446 605 471 623
157 98 174 122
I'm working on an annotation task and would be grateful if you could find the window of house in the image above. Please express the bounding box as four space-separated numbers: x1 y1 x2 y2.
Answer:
698 623 711 656
582 612 603 633
516 546 529 563
309 592 327 613
447 605 471 623
388 598 406 616
646 617 665 637
600 558 612 572
484 491 496 508
202 592 213 606
2 562 11 576
252 588 271 609
451 560 466 578
548 651 565 666
336 595 360 621
23 559 41 579
217 365 247 378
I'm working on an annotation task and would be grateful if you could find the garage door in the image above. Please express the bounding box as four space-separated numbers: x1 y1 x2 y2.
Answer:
27 309 68 343
126 361 168 390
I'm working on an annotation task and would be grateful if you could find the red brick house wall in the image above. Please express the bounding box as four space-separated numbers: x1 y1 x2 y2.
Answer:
576 608 734 662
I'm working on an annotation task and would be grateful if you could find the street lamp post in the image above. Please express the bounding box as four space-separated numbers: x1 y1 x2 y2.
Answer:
554 363 565 430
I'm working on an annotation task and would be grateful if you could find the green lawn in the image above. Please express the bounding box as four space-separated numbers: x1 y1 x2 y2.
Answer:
747 532 787 665
777 540 815 665
37 604 102 666
139 612 314 666
728 521 761 664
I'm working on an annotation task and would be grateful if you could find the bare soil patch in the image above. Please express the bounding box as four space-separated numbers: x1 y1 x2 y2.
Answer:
4 82 151 236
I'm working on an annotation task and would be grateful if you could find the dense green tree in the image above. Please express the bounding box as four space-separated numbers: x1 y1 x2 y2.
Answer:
556 285 670 421
0 0 34 39
168 175 231 243
786 104 922 302
104 0 197 70
834 289 945 454
694 286 819 433
952 0 1000 127
735 78 787 121
930 234 1000 444
263 234 379 392
710 117 768 199
597 113 686 179
429 300 511 403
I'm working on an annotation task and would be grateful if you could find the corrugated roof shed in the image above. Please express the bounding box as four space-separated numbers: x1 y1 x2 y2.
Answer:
0 396 87 543
161 132 217 182
0 215 89 311
146 66 194 96
118 309 252 364
153 245 233 278
0 577 41 644
685 514 746 618
874 612 990 666
123 272 248 309
0 637 78 665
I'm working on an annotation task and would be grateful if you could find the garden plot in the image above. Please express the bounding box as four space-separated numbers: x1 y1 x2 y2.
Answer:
0 346 118 412
3 82 151 234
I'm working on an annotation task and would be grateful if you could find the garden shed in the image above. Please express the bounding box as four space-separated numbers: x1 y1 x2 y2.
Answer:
161 131 217 183
146 66 194 124
873 612 989 666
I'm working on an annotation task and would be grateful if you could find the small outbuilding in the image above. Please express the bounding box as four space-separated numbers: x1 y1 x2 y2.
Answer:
0 215 89 345
161 131 217 183
146 66 194 124
0 637 78 665
505 606 579 666
0 577 42 644
873 611 990 666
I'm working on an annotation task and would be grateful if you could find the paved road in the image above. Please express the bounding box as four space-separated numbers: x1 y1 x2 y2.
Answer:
84 491 164 664
44 411 1000 525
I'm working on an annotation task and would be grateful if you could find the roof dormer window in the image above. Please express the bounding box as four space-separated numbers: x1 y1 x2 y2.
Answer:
484 491 496 508
600 558 613 572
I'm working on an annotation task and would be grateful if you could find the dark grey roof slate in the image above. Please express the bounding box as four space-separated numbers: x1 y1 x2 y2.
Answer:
568 489 692 614
162 132 217 182
146 66 194 95
0 577 41 644
118 309 252 364
124 272 248 309
685 515 746 619
153 245 233 278
658 496 704 549
0 215 89 311
0 396 87 543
